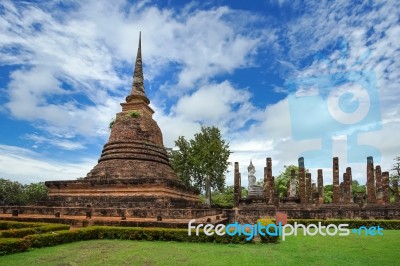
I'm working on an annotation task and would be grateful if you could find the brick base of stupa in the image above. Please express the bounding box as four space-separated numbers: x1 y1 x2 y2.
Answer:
0 176 224 220
44 177 200 208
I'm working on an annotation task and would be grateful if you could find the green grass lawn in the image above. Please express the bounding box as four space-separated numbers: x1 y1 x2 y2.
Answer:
1 230 399 266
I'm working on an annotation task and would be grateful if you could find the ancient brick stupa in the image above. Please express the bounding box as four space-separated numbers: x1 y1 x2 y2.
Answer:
44 33 201 215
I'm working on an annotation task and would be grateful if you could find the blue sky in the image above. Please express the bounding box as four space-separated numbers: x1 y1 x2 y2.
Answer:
0 0 399 186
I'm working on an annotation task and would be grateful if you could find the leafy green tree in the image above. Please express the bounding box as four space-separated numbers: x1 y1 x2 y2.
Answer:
323 181 365 203
389 157 400 203
170 126 231 207
209 186 234 208
199 186 248 208
324 184 333 203
274 165 309 198
23 182 48 204
351 180 366 193
241 186 249 198
0 179 48 206
389 174 398 203
391 156 400 178
0 179 24 205
323 180 365 203
169 137 192 188
350 180 366 203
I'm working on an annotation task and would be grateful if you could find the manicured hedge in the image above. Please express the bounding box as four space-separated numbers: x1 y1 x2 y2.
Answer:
0 221 49 230
1 225 280 256
25 226 254 248
0 238 30 255
287 219 400 229
257 218 279 243
0 224 70 238
25 229 87 248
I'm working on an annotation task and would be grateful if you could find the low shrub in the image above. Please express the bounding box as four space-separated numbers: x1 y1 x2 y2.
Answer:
25 230 88 248
257 218 279 243
0 224 70 238
22 226 251 248
129 111 141 118
0 222 281 256
0 221 47 230
84 226 250 244
0 238 30 255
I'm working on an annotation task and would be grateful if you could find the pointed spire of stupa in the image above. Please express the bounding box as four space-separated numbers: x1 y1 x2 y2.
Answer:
127 31 150 104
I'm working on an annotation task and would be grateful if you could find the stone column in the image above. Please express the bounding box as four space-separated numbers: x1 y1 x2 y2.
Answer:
393 177 400 205
298 157 306 204
375 165 383 204
263 165 268 202
356 192 364 207
343 167 353 204
306 173 312 204
312 183 318 204
266 157 275 204
375 165 382 189
270 176 276 205
340 180 344 203
382 171 390 205
332 157 340 204
289 170 296 197
366 156 376 204
317 169 324 204
234 162 240 208
239 173 242 199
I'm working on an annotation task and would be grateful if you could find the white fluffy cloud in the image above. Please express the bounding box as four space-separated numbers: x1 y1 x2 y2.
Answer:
24 134 85 150
0 0 265 140
0 145 96 184
0 0 398 187
0 1 267 182
155 81 259 148
173 81 257 128
225 1 400 186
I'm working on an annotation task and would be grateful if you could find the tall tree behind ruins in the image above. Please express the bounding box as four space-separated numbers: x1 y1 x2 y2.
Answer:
169 126 231 207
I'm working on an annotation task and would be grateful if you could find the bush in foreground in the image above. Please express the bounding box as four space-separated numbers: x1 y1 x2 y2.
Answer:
0 224 70 238
0 221 49 230
1 224 280 255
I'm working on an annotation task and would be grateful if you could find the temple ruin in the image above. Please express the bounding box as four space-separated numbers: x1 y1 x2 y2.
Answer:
1 33 221 224
45 33 200 212
1 33 399 226
229 156 400 223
